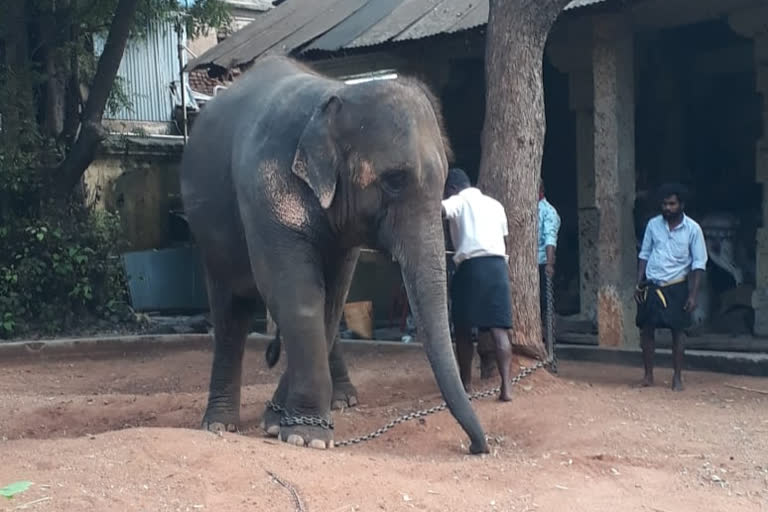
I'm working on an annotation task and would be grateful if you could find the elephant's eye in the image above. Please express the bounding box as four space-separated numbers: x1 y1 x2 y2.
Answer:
381 169 408 196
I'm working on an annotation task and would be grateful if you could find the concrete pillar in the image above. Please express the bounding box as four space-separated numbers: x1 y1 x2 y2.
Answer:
548 15 638 347
729 6 768 336
592 14 639 348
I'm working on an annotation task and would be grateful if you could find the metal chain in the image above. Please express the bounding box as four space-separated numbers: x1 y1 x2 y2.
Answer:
545 272 558 374
264 268 558 449
268 400 335 430
335 358 551 447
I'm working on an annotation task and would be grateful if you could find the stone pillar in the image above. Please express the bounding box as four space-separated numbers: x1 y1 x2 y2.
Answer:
572 70 599 323
592 14 639 348
547 20 598 322
548 14 638 347
729 7 768 336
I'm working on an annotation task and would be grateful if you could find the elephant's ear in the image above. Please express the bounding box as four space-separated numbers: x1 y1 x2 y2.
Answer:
291 95 342 209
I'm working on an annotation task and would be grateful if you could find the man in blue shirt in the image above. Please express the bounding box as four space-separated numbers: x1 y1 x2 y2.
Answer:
635 183 708 391
538 178 561 325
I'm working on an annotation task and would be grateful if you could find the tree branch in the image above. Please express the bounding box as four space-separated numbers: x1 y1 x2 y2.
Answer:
53 0 140 196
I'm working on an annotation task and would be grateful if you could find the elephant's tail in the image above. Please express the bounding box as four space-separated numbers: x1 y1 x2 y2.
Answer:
265 328 281 368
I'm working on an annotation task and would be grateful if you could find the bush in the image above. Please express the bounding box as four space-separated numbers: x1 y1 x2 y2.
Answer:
0 204 135 339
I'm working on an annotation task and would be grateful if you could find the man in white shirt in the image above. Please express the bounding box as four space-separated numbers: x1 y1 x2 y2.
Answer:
442 168 514 401
635 183 708 391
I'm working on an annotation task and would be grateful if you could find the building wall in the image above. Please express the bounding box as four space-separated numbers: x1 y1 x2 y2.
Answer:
83 136 184 251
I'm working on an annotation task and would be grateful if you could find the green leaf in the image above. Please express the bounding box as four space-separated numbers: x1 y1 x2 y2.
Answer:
0 481 32 499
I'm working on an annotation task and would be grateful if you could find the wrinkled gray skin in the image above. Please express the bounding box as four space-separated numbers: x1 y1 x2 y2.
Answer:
179 56 489 454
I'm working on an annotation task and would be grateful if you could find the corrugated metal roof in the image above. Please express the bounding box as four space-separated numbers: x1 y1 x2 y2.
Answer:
261 0 370 57
344 0 445 49
304 0 406 52
186 0 613 72
393 0 479 43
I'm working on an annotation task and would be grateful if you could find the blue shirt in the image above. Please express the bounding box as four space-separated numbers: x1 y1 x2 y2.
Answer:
638 214 708 285
538 198 561 265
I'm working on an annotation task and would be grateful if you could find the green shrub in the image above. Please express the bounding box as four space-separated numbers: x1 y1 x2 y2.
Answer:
0 205 135 339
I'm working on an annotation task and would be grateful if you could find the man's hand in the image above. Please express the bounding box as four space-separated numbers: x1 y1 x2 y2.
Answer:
634 283 646 304
545 262 555 278
684 295 697 312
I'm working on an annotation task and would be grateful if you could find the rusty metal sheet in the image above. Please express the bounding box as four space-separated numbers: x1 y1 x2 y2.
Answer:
185 0 312 70
393 0 479 42
445 0 487 34
345 0 446 49
304 0 406 53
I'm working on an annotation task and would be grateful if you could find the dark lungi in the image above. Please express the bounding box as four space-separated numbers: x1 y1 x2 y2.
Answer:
450 255 513 331
538 264 547 318
635 279 691 331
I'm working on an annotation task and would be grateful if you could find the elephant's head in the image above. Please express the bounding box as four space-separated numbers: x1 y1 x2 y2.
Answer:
291 76 489 454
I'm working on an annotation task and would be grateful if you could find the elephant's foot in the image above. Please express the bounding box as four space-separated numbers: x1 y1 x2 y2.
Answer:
259 402 283 437
203 421 238 433
331 380 359 410
279 423 334 450
201 410 240 434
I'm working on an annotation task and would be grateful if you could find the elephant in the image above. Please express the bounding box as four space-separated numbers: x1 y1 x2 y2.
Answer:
179 55 489 454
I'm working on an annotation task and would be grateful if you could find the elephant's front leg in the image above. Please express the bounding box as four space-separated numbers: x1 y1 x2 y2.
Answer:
258 251 334 449
260 370 288 437
277 303 334 448
325 248 361 410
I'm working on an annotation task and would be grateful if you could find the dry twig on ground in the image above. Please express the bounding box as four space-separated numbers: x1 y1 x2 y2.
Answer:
266 468 306 512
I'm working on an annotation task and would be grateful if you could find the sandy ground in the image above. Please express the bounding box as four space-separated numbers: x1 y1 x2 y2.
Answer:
0 343 767 511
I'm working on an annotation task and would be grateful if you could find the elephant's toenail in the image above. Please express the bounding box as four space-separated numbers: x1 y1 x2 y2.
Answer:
286 434 304 446
266 425 280 436
309 439 326 450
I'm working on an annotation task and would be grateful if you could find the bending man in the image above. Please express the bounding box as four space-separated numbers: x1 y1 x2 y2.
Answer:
442 168 514 401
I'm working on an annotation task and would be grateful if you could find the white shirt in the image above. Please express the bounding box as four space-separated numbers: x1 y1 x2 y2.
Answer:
638 214 708 285
442 187 509 266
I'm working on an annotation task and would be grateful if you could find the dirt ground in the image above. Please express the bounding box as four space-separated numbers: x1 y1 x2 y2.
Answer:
1 343 767 511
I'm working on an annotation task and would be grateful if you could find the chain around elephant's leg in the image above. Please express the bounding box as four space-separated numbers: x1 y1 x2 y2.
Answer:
260 371 290 437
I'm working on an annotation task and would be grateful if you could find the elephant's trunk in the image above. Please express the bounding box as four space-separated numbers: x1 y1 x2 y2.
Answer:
394 219 489 455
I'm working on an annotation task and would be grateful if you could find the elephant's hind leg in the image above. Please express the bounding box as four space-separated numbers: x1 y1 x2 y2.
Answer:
202 278 255 433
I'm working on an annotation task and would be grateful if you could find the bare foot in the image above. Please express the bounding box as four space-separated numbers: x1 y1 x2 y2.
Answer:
499 382 512 402
672 375 684 392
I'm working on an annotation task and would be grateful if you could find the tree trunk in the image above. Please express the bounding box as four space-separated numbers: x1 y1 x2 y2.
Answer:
0 0 29 149
478 0 570 358
52 0 140 198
